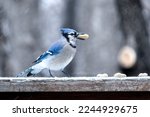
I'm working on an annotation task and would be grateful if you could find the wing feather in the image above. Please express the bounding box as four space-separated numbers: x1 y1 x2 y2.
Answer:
33 40 65 64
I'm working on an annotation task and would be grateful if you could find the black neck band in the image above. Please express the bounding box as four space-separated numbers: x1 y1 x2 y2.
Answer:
69 43 76 48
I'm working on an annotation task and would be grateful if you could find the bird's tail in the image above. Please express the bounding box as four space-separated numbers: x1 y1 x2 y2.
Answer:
16 67 34 77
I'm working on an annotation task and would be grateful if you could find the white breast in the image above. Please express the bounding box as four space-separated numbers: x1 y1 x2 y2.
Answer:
43 44 76 71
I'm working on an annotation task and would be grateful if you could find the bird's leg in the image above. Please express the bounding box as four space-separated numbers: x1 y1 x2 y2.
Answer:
62 70 70 77
49 70 54 77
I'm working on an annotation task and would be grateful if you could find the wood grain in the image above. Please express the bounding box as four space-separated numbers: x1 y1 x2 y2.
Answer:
0 77 149 92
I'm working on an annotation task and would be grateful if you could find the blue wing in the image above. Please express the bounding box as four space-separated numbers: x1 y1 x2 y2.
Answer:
33 51 52 64
33 40 65 64
48 40 65 55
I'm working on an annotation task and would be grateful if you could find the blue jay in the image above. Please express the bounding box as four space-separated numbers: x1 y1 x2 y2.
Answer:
17 28 89 77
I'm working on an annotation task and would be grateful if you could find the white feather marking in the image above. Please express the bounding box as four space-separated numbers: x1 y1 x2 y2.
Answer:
46 51 52 55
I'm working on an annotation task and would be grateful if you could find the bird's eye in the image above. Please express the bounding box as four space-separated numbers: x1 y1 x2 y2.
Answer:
70 33 74 36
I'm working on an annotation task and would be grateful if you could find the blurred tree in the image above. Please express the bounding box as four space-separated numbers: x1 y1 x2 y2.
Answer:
116 0 150 75
70 0 123 76
0 6 11 76
0 7 6 76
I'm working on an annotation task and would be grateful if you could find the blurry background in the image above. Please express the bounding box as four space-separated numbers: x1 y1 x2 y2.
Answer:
0 0 150 77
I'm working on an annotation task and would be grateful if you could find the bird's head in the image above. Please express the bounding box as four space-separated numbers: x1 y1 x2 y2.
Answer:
60 28 89 47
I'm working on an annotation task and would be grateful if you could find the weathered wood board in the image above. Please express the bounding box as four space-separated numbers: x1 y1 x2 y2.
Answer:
0 77 150 92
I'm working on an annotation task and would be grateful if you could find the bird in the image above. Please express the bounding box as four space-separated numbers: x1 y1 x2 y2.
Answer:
17 28 89 77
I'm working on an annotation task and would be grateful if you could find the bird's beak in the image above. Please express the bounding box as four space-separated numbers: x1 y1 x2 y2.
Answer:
77 33 89 40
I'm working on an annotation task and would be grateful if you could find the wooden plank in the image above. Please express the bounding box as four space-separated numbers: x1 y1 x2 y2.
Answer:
0 77 150 92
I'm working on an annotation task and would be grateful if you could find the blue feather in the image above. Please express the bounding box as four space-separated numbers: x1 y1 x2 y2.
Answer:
48 40 65 55
60 28 76 34
33 51 51 64
33 40 65 64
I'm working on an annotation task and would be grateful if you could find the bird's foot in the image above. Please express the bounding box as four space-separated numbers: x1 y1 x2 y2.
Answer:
62 70 70 77
49 70 55 77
